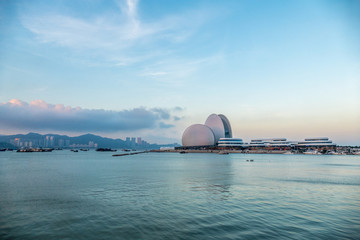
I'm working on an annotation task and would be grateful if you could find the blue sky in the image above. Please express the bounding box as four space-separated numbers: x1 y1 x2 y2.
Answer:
0 0 359 145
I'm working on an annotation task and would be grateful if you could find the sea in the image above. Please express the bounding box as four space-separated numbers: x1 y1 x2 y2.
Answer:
0 151 359 240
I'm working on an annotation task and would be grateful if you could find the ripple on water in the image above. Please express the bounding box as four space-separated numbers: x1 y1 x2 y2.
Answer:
1 152 360 239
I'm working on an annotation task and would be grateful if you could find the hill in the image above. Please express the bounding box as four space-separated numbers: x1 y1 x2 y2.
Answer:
0 133 179 149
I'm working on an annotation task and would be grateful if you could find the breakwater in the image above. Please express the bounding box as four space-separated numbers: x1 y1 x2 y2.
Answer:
112 151 149 157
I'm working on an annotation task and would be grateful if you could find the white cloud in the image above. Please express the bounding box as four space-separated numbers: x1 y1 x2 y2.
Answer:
139 52 225 84
21 0 213 66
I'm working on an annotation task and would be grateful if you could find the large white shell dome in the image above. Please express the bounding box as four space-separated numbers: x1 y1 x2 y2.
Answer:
218 114 232 138
181 114 233 147
182 124 215 147
205 114 226 142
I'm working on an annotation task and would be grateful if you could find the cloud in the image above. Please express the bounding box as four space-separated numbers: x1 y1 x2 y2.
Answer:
139 53 225 83
151 108 171 119
158 122 174 128
0 99 181 132
20 0 213 66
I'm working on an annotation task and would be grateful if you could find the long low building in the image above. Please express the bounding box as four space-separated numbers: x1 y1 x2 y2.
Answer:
217 138 244 147
296 138 336 147
248 137 336 148
249 138 290 147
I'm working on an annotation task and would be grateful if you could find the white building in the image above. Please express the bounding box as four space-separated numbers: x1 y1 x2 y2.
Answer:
249 137 336 148
249 138 290 147
296 138 336 147
217 138 244 147
182 114 234 147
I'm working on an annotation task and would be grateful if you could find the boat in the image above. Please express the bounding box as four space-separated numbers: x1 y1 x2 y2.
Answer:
304 150 320 155
283 151 293 154
218 151 229 155
96 148 117 152
17 148 53 152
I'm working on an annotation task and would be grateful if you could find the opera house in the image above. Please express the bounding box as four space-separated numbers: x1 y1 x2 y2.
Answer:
181 113 336 151
182 114 243 147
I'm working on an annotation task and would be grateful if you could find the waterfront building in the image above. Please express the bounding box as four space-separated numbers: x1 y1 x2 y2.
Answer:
50 136 54 147
296 138 336 147
182 124 216 147
249 138 290 147
217 138 244 147
58 139 64 147
204 114 232 142
182 114 233 147
180 113 337 151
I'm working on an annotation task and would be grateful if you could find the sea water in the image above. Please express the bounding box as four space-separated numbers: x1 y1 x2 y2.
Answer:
0 151 359 239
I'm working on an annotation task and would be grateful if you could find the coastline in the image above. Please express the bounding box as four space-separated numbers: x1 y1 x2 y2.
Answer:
151 149 359 155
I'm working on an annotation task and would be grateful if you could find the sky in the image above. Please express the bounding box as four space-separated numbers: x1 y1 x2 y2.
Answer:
0 0 359 145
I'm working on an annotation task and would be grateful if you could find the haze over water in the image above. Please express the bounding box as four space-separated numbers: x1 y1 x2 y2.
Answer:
0 151 359 239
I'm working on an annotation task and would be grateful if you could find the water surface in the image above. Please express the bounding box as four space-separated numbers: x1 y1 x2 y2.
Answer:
0 151 359 239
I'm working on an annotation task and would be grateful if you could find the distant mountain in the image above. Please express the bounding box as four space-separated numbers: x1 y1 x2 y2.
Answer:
70 133 127 148
0 142 16 149
0 132 179 149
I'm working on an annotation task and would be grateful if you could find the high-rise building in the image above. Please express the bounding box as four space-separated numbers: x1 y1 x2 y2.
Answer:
58 139 64 147
131 137 136 147
12 138 20 147
45 136 50 147
50 136 54 147
137 137 142 145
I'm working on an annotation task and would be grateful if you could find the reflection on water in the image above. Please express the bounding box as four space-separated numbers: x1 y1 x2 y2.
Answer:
180 154 234 200
0 151 359 239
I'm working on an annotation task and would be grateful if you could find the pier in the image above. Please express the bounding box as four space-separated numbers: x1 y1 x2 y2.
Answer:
112 151 149 157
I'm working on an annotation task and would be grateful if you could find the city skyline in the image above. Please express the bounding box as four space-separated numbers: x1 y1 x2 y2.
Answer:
0 132 162 149
0 0 359 145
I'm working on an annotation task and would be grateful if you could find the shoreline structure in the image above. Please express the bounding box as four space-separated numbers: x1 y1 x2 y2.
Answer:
176 113 359 155
152 147 360 155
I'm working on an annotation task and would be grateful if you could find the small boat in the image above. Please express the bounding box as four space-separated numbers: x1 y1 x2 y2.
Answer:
283 151 293 154
17 148 53 152
96 148 117 152
304 150 319 155
179 151 187 154
218 151 229 155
